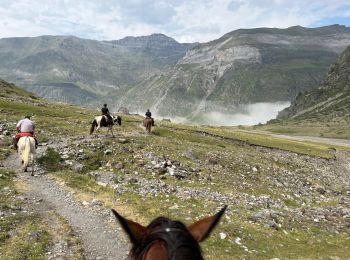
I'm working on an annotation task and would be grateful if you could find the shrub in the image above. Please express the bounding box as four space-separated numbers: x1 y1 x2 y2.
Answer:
37 147 62 171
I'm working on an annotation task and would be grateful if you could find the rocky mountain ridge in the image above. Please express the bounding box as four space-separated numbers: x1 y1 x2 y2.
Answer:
0 34 195 105
110 25 350 118
277 44 350 122
1 25 350 120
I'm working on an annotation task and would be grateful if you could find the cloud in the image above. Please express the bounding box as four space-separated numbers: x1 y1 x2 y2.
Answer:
186 102 291 126
0 0 349 42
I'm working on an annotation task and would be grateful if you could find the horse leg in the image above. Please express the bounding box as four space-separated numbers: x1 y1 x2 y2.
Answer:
95 126 100 137
111 126 114 137
30 153 34 176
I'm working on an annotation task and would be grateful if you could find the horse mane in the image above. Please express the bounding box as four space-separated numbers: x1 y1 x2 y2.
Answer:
131 217 203 260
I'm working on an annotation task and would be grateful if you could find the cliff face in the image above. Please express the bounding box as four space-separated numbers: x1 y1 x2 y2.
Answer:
111 25 350 118
277 45 350 122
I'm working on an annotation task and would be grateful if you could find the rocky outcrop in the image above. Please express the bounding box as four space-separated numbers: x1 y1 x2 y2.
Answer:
278 44 350 121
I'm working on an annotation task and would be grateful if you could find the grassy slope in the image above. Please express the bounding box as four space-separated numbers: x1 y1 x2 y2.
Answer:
51 122 350 259
0 169 51 259
0 82 88 258
264 46 350 139
1 82 350 259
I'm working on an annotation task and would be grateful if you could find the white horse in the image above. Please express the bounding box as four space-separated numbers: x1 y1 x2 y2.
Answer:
17 136 36 175
90 115 122 136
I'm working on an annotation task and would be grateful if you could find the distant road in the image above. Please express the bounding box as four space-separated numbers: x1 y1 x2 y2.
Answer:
268 134 350 148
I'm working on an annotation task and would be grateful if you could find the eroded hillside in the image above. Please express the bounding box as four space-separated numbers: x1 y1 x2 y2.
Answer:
114 25 350 118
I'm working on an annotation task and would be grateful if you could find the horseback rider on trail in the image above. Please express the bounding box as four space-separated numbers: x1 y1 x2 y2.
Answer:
13 116 38 150
145 109 155 126
101 104 113 124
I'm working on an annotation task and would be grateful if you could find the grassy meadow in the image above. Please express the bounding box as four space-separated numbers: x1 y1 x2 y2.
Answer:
1 84 350 259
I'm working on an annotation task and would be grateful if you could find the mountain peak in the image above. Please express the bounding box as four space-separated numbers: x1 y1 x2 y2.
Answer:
111 33 180 46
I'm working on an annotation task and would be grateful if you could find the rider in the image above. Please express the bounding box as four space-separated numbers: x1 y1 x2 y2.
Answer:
101 104 113 124
13 116 38 150
145 109 155 126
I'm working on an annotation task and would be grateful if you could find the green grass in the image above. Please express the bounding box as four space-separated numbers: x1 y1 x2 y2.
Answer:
161 123 340 159
0 169 51 259
52 168 350 260
1 220 51 260
258 122 350 140
2 81 350 259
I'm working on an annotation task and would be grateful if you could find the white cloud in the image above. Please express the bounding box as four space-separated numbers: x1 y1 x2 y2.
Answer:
0 0 349 42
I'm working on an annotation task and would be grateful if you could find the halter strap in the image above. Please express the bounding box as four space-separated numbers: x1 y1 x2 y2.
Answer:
147 227 188 236
137 227 190 260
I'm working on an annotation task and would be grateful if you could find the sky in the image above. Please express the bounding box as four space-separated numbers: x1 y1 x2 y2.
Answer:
0 0 349 43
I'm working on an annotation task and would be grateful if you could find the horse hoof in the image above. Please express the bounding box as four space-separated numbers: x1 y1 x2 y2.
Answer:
23 168 27 172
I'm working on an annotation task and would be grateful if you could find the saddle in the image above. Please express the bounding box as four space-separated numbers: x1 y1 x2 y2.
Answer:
103 115 113 124
15 132 34 139
13 132 38 149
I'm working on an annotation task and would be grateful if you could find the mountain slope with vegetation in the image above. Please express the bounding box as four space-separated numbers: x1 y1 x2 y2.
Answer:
0 34 195 105
113 25 350 118
1 79 350 259
259 45 350 139
1 25 350 120
278 45 350 121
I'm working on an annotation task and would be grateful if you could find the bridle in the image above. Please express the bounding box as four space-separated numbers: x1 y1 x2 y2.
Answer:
136 227 192 260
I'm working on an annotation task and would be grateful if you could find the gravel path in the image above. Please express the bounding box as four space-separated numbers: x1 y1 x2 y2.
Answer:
3 146 129 260
269 134 350 147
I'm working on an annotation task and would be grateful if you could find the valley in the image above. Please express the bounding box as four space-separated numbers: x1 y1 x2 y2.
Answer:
1 25 350 121
1 80 349 259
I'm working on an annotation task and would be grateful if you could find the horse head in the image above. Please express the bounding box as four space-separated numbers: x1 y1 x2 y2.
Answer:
112 205 227 260
113 115 122 126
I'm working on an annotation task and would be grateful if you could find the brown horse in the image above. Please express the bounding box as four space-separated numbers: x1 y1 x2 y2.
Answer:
112 205 227 260
143 117 153 134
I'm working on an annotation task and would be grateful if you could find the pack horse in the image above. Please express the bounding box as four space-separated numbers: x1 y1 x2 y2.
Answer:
90 115 122 136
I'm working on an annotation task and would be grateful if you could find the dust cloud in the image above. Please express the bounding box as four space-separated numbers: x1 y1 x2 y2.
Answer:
177 102 291 126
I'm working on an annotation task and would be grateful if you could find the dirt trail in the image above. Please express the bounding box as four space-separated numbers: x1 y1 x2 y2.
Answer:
268 133 350 147
3 144 128 260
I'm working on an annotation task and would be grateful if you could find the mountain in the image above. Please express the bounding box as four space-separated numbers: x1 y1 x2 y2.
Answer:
0 34 195 105
277 44 350 122
108 33 196 66
1 25 350 119
112 25 350 118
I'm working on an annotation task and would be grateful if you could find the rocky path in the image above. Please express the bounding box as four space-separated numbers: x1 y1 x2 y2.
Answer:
3 145 128 260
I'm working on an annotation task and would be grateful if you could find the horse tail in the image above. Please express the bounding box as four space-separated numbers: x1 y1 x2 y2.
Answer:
90 119 97 134
117 116 122 126
22 137 31 169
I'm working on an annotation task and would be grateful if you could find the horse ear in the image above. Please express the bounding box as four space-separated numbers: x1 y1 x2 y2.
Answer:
111 209 146 244
187 205 227 242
